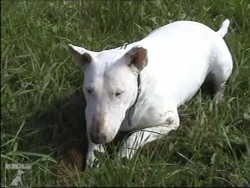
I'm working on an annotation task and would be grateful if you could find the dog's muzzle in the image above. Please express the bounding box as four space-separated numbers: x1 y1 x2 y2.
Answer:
89 116 112 144
89 132 108 144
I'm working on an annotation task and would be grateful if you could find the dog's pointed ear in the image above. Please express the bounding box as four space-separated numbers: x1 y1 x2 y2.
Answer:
68 44 94 69
124 46 148 72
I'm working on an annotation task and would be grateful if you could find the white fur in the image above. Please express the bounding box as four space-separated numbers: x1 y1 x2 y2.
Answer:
69 19 233 167
10 169 24 186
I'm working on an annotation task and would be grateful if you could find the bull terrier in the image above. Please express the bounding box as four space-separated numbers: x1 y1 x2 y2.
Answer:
69 19 233 167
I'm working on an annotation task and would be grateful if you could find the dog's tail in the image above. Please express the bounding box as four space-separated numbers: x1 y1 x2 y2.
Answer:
217 19 230 38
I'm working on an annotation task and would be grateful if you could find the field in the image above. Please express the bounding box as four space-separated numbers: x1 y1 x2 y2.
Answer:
1 0 250 187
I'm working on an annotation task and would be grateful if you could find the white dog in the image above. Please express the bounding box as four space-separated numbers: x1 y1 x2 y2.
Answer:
10 169 24 187
69 19 233 167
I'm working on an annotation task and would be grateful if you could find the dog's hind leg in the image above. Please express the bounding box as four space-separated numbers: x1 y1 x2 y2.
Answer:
210 32 233 104
213 82 227 104
208 59 232 104
202 46 233 104
201 73 227 104
118 110 179 159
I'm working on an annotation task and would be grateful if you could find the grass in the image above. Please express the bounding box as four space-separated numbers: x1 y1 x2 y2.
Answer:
1 0 250 187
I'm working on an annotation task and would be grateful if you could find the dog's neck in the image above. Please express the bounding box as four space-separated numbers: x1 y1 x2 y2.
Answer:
127 73 141 126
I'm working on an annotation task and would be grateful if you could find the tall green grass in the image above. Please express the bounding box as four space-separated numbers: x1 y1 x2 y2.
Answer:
1 0 250 187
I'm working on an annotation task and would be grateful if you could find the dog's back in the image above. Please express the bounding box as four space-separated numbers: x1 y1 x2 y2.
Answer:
128 20 233 106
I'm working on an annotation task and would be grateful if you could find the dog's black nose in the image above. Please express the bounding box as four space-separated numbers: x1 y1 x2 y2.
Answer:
89 132 107 144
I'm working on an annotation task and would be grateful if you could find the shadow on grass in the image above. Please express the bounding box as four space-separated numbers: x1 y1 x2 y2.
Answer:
28 88 129 173
28 88 88 171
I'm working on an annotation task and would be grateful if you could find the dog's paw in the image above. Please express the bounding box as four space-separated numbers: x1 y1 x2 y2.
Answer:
86 151 103 168
86 144 105 168
86 151 96 168
86 157 100 168
92 158 100 168
93 144 105 153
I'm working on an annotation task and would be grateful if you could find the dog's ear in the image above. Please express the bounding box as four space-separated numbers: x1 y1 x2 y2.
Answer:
124 46 148 72
68 44 94 69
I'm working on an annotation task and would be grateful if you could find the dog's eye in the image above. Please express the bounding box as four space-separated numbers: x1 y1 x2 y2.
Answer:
115 91 123 97
86 88 93 95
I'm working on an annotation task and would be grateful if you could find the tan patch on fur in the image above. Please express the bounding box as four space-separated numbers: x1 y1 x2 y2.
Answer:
91 115 105 135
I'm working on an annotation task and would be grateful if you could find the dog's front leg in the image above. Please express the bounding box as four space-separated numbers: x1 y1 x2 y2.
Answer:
118 110 180 159
86 136 105 167
86 139 96 167
19 178 23 186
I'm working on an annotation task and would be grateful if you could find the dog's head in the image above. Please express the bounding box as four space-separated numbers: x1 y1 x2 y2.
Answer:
69 44 148 144
17 169 24 175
